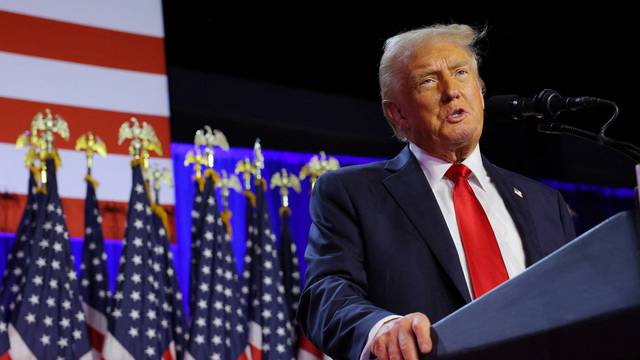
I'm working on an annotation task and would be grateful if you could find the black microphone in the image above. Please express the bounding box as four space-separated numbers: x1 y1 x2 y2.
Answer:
486 89 603 121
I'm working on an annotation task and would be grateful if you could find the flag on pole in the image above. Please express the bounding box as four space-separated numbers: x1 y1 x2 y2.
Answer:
79 175 111 358
152 203 189 359
270 167 325 360
243 180 295 359
7 158 91 359
185 145 206 319
189 176 205 317
186 170 246 360
1 168 39 317
278 208 324 360
103 163 177 359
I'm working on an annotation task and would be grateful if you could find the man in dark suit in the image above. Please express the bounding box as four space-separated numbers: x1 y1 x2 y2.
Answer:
298 23 576 360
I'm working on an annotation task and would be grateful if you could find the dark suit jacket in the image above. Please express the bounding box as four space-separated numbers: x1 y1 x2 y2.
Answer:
298 146 576 360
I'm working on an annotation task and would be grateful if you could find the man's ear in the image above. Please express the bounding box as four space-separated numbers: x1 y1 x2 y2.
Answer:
383 100 408 132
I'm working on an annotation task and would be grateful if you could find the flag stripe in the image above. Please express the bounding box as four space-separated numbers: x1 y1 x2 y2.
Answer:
298 335 323 357
0 51 169 117
87 323 106 353
0 1 164 37
102 335 134 360
0 144 174 202
162 346 175 360
0 11 166 74
0 97 171 156
83 303 109 350
0 193 177 242
8 324 37 359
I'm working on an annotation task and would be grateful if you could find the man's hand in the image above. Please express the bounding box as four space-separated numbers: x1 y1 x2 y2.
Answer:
371 312 432 360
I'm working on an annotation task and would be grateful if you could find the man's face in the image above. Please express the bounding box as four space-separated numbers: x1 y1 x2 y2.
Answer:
387 40 485 160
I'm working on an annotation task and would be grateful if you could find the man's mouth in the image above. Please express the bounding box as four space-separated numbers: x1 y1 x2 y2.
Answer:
445 108 467 122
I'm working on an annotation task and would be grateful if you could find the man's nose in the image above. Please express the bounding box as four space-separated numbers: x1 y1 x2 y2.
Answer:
441 76 461 103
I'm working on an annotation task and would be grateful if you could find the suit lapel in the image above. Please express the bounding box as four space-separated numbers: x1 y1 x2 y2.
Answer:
383 147 471 303
482 157 545 265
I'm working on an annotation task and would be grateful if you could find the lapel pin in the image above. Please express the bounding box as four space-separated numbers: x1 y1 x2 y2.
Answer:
514 187 523 198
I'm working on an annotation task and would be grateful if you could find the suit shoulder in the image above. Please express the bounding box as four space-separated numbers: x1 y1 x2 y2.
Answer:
317 159 389 185
491 163 559 196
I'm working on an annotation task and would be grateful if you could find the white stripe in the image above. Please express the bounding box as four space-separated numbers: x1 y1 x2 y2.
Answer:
0 143 175 204
102 333 134 360
248 320 263 349
90 349 101 360
297 349 322 360
0 51 169 117
8 323 37 360
82 302 109 336
0 0 164 37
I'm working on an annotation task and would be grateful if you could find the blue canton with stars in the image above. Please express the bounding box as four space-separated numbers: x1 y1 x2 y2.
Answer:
153 205 189 359
186 172 246 360
11 159 91 359
189 179 205 319
80 178 111 323
1 170 40 320
278 208 303 355
243 181 294 359
107 164 179 359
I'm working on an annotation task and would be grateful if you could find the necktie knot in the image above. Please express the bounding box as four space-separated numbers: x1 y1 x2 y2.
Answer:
445 163 471 183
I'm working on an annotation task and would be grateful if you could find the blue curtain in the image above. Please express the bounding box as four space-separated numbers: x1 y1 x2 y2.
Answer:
0 143 635 316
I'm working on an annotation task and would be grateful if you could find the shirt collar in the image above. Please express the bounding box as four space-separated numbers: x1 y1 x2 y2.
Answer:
408 142 489 192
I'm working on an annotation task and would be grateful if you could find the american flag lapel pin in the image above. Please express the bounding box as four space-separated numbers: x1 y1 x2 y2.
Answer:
514 187 523 198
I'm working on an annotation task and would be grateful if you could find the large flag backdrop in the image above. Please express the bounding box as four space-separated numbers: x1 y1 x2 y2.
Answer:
0 0 175 244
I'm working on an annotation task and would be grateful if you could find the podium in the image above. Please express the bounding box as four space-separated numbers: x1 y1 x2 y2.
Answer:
428 210 640 359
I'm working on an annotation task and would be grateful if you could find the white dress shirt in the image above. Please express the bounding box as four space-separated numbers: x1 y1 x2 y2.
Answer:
361 143 525 360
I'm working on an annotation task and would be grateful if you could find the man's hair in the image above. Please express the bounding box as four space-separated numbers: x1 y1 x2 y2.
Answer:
379 24 486 141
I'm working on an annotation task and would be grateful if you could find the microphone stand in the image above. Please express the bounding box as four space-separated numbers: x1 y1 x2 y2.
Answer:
537 122 640 163
536 99 640 207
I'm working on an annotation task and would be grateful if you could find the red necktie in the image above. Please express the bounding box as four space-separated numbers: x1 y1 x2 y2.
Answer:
445 163 508 298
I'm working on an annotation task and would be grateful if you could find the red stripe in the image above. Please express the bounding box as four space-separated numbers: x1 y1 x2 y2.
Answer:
0 97 171 156
0 194 177 243
249 344 263 360
0 11 166 75
298 333 323 357
162 346 174 360
0 352 10 360
87 323 105 353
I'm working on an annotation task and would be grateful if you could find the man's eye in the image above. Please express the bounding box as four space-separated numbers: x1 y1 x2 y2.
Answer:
455 69 468 76
421 78 436 85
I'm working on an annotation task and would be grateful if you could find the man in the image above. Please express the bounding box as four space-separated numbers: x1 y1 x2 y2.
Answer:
298 24 576 360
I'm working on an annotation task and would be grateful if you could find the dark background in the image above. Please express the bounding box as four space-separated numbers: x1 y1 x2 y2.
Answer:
162 6 637 187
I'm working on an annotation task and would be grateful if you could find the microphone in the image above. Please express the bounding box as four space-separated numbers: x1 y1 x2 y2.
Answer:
486 89 603 121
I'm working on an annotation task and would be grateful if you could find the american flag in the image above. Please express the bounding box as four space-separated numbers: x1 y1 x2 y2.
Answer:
278 208 301 346
103 163 177 359
79 176 111 358
7 158 91 359
1 169 39 317
152 203 189 359
189 178 205 318
186 171 246 360
0 315 8 359
242 181 295 359
278 208 325 360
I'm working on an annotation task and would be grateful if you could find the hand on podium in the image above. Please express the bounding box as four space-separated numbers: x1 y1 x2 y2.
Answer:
371 312 433 360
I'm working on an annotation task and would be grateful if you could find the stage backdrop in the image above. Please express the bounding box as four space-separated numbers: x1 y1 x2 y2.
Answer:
0 0 175 243
1 143 635 317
